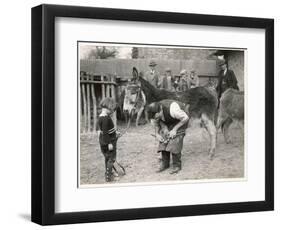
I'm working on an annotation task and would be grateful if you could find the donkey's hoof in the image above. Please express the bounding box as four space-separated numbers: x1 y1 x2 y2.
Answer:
208 149 215 160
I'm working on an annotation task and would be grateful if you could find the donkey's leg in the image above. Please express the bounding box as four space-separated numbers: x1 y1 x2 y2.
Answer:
123 110 129 124
222 117 233 144
216 108 229 143
201 113 217 159
236 120 244 142
136 107 144 127
126 110 134 130
216 108 228 132
144 107 149 124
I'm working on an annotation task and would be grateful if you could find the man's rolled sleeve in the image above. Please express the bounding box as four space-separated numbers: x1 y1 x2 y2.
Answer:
170 102 188 120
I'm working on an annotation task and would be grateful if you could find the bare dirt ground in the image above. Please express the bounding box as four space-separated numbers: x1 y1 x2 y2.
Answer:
80 121 244 186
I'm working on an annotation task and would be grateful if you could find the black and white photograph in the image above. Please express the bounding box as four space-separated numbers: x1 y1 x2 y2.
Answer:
78 42 245 186
0 0 277 228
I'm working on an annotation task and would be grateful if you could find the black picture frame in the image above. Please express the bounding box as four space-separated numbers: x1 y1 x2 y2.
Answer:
31 4 274 225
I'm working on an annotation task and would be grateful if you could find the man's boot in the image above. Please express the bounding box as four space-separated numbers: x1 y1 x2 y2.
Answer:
157 151 170 172
170 153 182 174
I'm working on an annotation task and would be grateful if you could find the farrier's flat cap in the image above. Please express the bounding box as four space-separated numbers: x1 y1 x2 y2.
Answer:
149 60 157 66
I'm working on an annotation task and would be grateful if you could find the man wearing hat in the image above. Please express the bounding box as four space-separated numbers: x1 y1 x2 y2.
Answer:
216 59 239 99
176 69 189 91
160 67 175 91
144 60 161 88
189 70 200 88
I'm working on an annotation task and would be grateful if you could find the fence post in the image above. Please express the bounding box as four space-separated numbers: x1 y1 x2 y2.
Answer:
91 78 97 132
101 74 105 99
111 76 117 127
81 76 87 133
86 76 91 133
80 86 83 133
106 75 110 97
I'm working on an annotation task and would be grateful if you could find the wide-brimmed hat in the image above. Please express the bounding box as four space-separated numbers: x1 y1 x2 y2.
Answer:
218 59 227 66
149 60 157 67
180 69 187 75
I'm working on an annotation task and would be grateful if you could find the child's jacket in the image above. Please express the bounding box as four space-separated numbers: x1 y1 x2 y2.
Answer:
98 115 116 145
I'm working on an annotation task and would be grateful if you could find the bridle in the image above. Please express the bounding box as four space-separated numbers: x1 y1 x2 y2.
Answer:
126 83 142 112
132 85 142 111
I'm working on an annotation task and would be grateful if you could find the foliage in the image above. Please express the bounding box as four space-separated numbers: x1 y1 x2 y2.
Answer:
87 46 118 59
131 47 139 59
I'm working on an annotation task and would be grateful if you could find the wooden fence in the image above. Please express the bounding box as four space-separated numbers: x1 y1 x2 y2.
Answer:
80 74 117 134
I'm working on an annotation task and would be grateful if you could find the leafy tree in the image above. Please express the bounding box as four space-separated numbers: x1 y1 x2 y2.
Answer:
131 47 138 59
87 46 117 59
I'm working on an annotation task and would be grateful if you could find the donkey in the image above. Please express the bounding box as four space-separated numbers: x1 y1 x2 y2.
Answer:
216 88 244 143
123 82 148 128
132 67 218 157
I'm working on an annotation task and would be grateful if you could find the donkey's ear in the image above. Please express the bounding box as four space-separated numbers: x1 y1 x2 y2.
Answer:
132 67 138 79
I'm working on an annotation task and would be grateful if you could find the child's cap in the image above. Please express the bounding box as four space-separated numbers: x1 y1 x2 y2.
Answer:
99 97 117 111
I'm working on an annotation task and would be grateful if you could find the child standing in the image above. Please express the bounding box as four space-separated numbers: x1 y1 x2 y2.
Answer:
97 97 118 182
